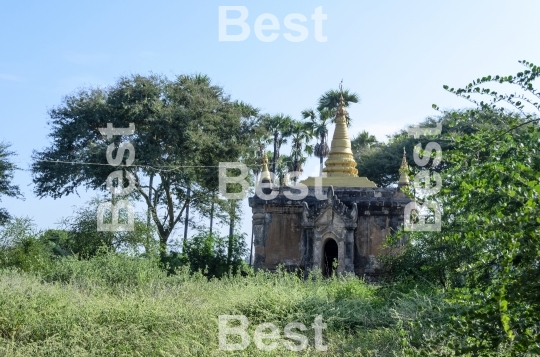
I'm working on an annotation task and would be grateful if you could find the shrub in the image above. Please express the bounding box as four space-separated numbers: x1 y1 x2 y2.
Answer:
181 232 248 278
58 197 157 258
41 248 165 289
0 217 52 272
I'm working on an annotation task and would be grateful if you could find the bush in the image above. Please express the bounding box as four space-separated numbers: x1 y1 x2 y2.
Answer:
0 252 457 356
41 248 165 289
180 232 248 278
0 217 52 272
58 197 157 258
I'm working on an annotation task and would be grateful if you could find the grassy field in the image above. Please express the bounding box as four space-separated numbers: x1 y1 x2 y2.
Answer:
0 253 448 356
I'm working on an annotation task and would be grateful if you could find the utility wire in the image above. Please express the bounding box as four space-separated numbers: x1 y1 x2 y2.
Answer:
13 159 263 172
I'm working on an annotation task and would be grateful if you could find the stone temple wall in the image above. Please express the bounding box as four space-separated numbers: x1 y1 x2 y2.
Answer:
249 186 411 278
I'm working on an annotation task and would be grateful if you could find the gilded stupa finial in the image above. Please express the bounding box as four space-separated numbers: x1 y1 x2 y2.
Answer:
398 147 410 186
335 93 348 122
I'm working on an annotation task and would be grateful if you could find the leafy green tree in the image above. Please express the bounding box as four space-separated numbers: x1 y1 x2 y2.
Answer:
58 197 157 257
432 61 540 355
393 61 540 355
351 130 378 153
0 142 22 225
31 74 258 254
39 229 72 257
196 102 261 238
353 110 503 187
0 217 50 272
382 110 535 285
182 231 248 278
354 136 413 187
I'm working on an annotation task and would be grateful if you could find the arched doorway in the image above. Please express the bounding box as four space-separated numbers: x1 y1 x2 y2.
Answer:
322 239 338 277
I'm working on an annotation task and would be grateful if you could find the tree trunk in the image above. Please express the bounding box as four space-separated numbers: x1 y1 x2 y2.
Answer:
320 156 324 176
134 172 189 258
147 174 154 227
249 227 254 266
272 132 278 174
183 187 191 251
228 204 235 265
159 230 171 257
209 191 215 235
146 174 154 254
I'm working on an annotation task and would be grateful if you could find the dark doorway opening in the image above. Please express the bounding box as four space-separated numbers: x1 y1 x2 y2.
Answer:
322 239 338 277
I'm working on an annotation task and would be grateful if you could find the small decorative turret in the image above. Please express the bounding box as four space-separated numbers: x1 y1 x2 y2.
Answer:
260 153 272 183
282 173 291 187
398 148 410 187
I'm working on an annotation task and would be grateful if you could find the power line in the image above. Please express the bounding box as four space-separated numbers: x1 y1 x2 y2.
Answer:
15 159 263 172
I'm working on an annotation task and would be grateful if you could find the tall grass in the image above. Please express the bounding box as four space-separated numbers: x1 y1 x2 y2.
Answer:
0 253 450 356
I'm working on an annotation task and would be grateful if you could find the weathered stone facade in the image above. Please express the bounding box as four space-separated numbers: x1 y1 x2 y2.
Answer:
248 185 411 278
250 91 412 278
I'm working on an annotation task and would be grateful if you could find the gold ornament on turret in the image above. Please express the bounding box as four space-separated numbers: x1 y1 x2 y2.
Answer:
260 153 272 183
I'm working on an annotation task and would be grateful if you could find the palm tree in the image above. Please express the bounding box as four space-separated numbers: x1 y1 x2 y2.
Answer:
351 130 378 155
250 130 272 181
264 114 292 174
288 121 314 183
274 154 291 187
302 108 332 175
317 88 360 126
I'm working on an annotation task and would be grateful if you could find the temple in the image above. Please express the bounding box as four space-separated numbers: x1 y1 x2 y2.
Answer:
249 95 412 278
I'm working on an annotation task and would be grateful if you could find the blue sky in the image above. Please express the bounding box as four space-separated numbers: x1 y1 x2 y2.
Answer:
1 0 540 244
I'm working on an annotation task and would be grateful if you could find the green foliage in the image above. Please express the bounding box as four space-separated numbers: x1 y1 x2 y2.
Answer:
57 197 157 258
317 88 359 125
433 62 540 356
31 74 260 252
181 231 248 278
41 249 165 289
381 229 472 289
385 61 540 355
0 197 157 272
39 229 72 257
263 113 293 175
354 107 522 187
351 130 378 153
0 217 51 272
0 258 451 356
287 120 314 181
435 111 540 355
0 142 22 225
441 60 540 114
354 113 464 187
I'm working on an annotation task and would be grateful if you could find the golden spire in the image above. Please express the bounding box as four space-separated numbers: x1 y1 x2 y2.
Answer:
260 153 272 183
398 147 410 186
322 94 359 177
300 85 376 188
